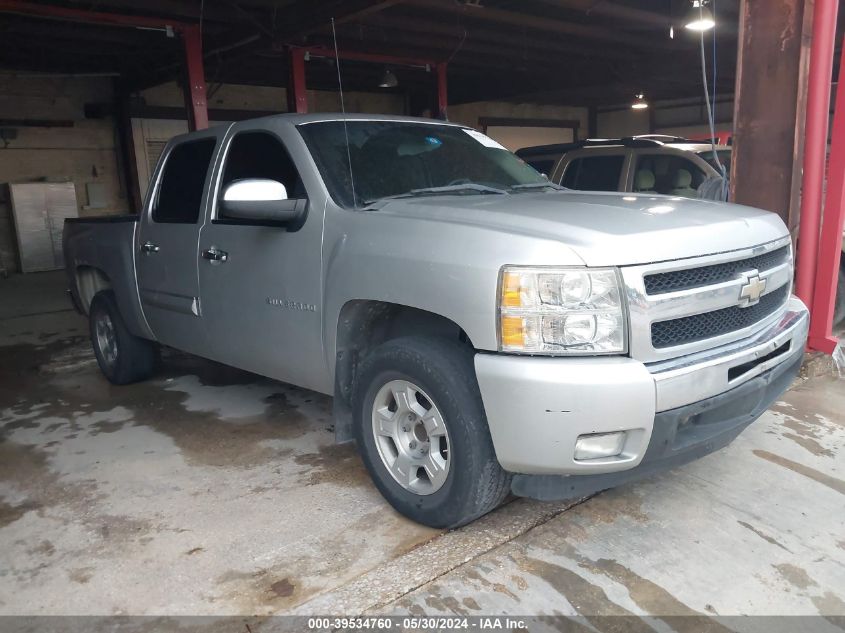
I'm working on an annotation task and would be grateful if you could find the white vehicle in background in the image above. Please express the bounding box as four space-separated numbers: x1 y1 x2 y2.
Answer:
517 135 844 325
515 135 730 195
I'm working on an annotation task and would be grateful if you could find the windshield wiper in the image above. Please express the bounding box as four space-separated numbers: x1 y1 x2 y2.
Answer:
509 182 567 192
365 183 509 204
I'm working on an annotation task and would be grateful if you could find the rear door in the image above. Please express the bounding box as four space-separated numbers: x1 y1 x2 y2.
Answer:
136 131 220 354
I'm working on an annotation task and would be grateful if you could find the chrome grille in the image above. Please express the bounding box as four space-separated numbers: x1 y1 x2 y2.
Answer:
620 237 794 363
644 246 790 295
651 285 790 348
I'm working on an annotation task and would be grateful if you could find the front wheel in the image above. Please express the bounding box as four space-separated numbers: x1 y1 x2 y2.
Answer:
353 336 510 528
89 290 157 385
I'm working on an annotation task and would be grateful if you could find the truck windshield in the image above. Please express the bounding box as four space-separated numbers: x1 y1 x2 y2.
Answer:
297 120 546 208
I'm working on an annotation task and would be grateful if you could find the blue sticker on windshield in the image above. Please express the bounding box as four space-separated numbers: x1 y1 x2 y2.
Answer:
425 136 442 146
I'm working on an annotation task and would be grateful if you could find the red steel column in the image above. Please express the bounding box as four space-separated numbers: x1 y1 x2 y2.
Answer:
182 24 208 131
807 43 845 353
288 47 308 114
435 62 448 120
795 0 838 307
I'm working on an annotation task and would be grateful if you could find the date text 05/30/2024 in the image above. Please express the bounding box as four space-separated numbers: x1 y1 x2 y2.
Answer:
306 617 528 630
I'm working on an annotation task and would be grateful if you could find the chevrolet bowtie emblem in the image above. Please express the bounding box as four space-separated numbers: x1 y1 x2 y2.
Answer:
738 271 767 307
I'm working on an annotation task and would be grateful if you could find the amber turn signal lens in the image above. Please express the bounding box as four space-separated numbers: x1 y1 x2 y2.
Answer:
501 271 523 308
500 315 525 348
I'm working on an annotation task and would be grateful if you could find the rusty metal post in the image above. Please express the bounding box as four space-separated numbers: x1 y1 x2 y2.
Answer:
287 47 308 114
182 24 208 131
730 0 805 225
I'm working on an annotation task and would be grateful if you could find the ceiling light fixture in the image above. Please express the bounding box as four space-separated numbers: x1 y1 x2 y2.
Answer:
631 94 649 110
685 0 716 31
378 68 398 89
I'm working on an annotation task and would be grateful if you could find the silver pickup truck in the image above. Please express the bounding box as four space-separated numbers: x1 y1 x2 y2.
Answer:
64 114 809 528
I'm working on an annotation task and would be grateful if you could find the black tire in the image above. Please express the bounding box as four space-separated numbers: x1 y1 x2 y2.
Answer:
353 336 511 529
834 264 845 327
89 290 157 385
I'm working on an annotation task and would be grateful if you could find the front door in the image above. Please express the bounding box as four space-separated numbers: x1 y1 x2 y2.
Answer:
196 123 325 392
136 132 219 354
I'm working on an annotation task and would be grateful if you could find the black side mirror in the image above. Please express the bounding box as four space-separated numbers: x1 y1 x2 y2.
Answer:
220 179 306 227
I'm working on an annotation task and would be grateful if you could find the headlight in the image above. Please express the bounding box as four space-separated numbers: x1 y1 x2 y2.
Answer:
498 266 626 355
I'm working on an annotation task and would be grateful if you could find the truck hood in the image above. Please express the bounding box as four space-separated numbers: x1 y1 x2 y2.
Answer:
373 190 789 267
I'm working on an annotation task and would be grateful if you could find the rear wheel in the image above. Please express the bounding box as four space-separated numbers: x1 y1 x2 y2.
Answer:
353 336 510 528
89 291 157 385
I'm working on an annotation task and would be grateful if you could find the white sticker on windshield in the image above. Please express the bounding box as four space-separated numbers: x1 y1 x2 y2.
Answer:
462 128 507 150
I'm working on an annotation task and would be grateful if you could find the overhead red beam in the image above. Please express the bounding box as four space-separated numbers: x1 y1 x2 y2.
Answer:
288 47 308 114
289 46 446 119
435 62 447 119
300 46 436 70
182 24 209 130
0 0 190 31
0 0 209 130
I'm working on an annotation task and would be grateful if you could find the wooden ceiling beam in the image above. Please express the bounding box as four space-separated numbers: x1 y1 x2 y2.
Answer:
309 34 558 74
357 11 635 60
65 0 234 23
404 0 674 49
534 0 671 28
333 25 587 69
0 17 176 47
273 0 408 42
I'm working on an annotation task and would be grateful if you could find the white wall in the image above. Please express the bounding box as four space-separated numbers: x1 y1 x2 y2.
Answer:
596 108 651 138
448 101 588 144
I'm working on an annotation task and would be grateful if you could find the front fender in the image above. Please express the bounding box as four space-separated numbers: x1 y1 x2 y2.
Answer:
321 208 583 383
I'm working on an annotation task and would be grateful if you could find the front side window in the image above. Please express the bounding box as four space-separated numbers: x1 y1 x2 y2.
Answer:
153 138 216 224
297 121 545 208
633 154 707 196
561 155 625 192
220 131 305 206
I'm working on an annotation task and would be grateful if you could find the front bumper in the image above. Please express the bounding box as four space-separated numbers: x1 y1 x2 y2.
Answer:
474 297 809 497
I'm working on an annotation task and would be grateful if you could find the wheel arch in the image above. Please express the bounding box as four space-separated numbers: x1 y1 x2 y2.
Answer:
332 300 475 444
74 265 113 314
74 265 152 340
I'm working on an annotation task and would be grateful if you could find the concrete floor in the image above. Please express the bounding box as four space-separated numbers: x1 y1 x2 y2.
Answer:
1 272 843 623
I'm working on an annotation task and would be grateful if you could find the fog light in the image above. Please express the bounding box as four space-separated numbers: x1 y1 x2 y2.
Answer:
574 432 626 461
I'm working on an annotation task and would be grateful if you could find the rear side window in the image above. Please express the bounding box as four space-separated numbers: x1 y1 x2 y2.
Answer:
633 154 707 196
561 155 624 191
153 138 216 224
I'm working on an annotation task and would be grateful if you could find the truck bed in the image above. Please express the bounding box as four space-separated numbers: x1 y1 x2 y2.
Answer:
62 215 151 340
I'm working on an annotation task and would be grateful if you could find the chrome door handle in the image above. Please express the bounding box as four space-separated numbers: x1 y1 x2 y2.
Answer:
201 247 229 263
141 241 160 254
